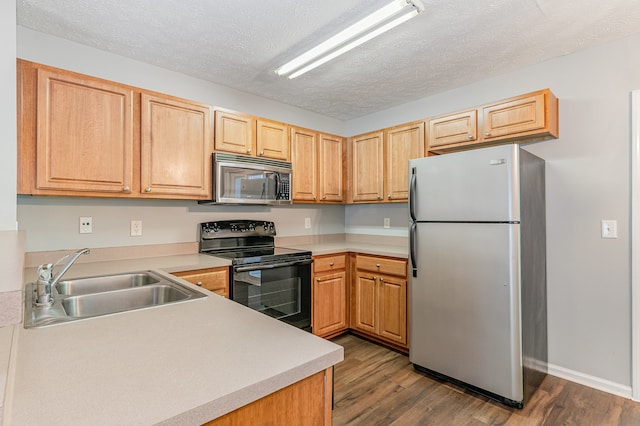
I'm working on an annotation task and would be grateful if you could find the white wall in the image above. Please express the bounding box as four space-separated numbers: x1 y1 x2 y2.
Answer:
346 34 640 391
1 3 17 229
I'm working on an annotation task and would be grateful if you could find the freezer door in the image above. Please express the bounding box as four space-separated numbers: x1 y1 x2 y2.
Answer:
409 222 523 402
408 144 520 222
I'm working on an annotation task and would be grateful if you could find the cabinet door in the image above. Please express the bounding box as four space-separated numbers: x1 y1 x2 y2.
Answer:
428 109 478 149
350 131 384 202
313 271 348 337
141 93 212 199
352 272 378 334
35 68 134 194
291 127 318 202
173 267 229 298
257 119 290 161
482 92 546 140
318 134 344 203
378 275 407 345
385 121 425 202
214 110 255 155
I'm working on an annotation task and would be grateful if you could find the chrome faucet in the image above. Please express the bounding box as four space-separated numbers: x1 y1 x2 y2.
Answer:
35 248 90 305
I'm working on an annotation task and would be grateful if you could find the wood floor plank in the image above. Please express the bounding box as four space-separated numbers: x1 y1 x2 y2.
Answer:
331 334 640 426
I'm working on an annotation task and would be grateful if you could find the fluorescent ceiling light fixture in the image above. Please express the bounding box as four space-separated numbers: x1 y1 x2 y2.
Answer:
275 0 424 79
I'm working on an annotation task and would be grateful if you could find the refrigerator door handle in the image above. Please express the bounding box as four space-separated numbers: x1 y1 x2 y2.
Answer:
409 167 417 221
409 221 417 277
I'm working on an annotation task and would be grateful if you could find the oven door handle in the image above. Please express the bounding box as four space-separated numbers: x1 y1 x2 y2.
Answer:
234 259 313 272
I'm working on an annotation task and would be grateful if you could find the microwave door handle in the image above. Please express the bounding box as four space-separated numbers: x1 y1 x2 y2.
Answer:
274 173 282 200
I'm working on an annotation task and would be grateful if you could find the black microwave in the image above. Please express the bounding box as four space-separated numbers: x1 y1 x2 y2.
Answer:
200 153 292 205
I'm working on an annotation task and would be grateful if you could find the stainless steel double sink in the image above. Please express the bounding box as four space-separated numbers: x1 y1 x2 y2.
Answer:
24 271 206 328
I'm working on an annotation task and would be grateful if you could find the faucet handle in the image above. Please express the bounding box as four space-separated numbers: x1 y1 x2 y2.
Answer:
37 263 53 282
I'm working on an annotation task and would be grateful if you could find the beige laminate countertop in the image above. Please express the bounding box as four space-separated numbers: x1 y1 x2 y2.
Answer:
4 254 343 425
286 241 409 259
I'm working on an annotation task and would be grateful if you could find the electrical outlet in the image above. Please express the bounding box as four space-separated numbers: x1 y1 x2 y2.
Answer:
601 220 618 239
130 220 143 237
384 218 390 228
304 217 311 229
79 216 92 234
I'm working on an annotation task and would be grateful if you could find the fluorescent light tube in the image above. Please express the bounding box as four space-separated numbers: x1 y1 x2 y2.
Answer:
275 0 423 78
287 9 421 79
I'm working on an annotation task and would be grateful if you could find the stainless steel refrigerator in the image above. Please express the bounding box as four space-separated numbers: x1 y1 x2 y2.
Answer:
408 144 547 408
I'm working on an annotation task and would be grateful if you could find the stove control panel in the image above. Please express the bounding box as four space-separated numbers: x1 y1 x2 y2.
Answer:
200 220 276 238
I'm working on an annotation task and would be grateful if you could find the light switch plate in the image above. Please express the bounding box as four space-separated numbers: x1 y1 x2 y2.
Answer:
130 220 143 237
79 216 92 234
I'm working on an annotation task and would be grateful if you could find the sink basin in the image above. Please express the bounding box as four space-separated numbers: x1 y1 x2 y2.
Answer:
24 270 206 328
62 284 191 318
56 272 160 295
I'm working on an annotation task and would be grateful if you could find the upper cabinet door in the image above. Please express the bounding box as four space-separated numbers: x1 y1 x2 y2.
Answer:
140 93 212 199
36 69 134 193
291 127 318 202
385 121 425 201
256 119 290 161
482 91 547 140
318 134 345 203
428 110 478 149
214 110 255 155
350 131 384 202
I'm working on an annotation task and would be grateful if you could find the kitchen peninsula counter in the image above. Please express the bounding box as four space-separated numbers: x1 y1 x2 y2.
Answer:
4 255 343 425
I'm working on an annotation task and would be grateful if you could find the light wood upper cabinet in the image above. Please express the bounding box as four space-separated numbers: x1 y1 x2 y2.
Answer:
384 121 425 201
427 88 558 154
350 131 384 202
214 110 255 155
291 127 344 203
257 119 289 161
318 133 345 203
141 93 212 199
215 110 290 161
349 122 424 203
32 67 135 194
291 127 318 201
482 90 556 140
428 109 478 149
18 60 213 200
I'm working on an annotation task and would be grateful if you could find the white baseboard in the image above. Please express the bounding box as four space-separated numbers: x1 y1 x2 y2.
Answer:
547 363 632 399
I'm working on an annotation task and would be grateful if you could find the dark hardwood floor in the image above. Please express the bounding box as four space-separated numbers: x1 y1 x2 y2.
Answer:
331 333 640 425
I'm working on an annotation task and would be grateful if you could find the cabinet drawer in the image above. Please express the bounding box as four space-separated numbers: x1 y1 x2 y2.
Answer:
355 255 407 277
173 267 229 295
313 254 347 273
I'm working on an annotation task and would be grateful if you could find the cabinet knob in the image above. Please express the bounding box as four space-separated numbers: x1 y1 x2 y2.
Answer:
247 149 252 154
329 262 334 266
376 263 380 268
372 276 377 280
387 194 391 199
313 196 317 200
380 277 384 282
123 186 131 193
316 278 321 282
144 187 152 193
467 134 473 139
196 282 203 286
259 151 265 156
322 195 326 200
377 195 382 200
484 132 490 137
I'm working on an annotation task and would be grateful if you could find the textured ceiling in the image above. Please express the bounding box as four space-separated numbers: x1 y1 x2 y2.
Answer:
16 0 640 120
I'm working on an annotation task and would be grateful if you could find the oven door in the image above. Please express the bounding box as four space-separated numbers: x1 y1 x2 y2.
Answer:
231 259 312 331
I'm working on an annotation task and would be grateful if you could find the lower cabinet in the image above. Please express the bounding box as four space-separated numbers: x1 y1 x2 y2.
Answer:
172 266 230 298
205 368 332 425
312 254 349 338
351 254 408 350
